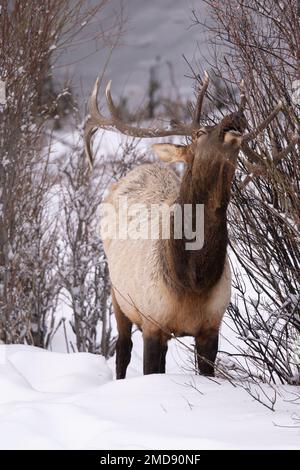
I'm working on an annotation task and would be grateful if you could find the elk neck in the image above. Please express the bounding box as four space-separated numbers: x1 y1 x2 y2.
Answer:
160 147 237 295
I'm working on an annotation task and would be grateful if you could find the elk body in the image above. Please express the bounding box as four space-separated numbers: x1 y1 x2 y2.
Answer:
85 74 282 378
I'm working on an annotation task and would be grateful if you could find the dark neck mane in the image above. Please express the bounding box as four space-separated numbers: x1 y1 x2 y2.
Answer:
160 155 233 295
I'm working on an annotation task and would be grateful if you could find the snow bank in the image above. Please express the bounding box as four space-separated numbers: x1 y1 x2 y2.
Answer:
0 345 299 450
8 348 112 393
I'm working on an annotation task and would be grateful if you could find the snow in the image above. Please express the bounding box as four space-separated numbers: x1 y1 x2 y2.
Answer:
0 343 299 450
9 349 112 393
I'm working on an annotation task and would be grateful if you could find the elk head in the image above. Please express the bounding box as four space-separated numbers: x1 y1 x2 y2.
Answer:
84 73 283 199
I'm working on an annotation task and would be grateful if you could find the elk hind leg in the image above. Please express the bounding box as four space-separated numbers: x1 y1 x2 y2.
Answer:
112 290 133 380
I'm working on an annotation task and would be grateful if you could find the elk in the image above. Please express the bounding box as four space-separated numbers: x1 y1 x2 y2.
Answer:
84 73 282 378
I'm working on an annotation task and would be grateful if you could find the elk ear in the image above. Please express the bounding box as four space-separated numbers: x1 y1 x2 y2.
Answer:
152 143 190 163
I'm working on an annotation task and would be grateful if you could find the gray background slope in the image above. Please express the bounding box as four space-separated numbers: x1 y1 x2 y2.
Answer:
55 0 209 109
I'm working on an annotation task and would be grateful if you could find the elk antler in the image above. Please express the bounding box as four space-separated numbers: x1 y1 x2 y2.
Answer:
237 99 292 189
84 73 210 168
192 71 209 127
242 100 283 142
238 131 299 190
238 79 247 113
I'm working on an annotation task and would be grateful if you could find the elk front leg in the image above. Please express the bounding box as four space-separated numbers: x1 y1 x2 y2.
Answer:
143 332 168 375
160 342 168 373
195 330 219 377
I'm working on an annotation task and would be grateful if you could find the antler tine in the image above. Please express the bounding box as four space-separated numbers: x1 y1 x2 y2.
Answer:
192 71 209 127
106 80 121 121
243 100 283 142
104 80 192 138
84 78 114 169
84 125 96 170
238 79 246 113
273 131 300 164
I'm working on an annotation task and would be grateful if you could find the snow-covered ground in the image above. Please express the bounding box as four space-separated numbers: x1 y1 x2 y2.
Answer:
13 128 296 450
0 339 299 450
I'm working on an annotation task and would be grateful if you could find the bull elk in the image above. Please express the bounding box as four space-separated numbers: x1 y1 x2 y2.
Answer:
84 73 282 378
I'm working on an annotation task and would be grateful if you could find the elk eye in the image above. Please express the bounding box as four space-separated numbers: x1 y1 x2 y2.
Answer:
196 128 207 138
